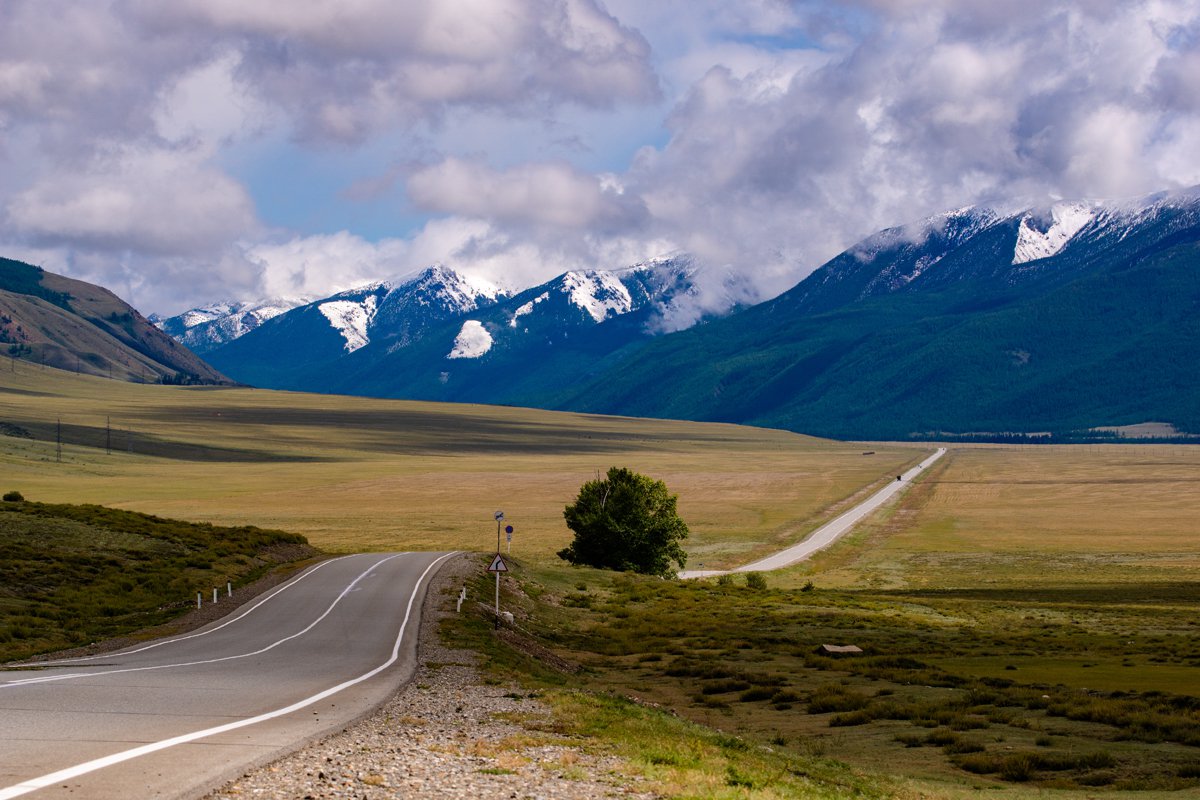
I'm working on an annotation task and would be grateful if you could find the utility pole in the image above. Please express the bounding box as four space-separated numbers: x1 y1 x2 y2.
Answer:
56 418 62 462
105 416 111 455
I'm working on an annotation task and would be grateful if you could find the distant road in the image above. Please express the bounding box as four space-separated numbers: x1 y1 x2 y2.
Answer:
680 448 946 578
0 552 454 800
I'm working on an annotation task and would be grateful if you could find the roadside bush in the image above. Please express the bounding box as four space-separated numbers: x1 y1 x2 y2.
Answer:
745 572 767 590
2 490 23 502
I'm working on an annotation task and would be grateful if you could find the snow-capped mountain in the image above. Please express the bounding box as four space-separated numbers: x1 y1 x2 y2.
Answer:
203 265 509 389
443 256 699 361
785 186 1200 318
204 256 718 403
561 186 1200 440
153 298 310 354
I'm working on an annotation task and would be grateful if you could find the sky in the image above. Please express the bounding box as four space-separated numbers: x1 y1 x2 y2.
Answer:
2 0 1199 320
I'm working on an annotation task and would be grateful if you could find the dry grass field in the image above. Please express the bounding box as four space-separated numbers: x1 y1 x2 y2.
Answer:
0 363 924 564
789 444 1200 590
6 363 1199 796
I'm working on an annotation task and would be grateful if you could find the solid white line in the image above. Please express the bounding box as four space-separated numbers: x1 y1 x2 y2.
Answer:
0 552 455 800
1 554 397 689
20 556 350 666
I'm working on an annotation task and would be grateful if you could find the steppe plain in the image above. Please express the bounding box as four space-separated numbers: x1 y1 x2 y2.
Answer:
1 364 1198 797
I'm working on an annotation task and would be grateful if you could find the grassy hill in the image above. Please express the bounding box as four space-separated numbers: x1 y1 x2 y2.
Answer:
0 257 229 384
0 499 314 661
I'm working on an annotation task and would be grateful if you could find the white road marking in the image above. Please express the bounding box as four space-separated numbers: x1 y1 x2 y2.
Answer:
1 554 394 689
20 556 349 666
0 552 454 800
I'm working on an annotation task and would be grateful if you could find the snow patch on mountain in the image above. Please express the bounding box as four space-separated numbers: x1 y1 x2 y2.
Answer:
562 271 633 322
1012 203 1095 265
154 297 310 353
510 292 550 327
319 295 378 352
448 320 493 359
392 265 505 314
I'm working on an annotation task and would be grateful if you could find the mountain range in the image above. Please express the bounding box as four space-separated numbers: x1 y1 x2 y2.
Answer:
198 257 715 406
7 186 1197 441
564 188 1200 439
170 187 1198 440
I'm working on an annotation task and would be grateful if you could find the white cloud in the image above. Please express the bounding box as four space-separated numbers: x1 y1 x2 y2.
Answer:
243 232 411 300
2 0 1200 320
131 0 660 143
408 158 647 231
6 146 257 256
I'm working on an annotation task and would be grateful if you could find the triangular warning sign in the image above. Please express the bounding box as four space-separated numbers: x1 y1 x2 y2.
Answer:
487 553 509 572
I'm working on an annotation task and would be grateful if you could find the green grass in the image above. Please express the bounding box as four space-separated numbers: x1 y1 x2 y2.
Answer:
0 500 315 661
448 558 1199 795
439 445 1200 796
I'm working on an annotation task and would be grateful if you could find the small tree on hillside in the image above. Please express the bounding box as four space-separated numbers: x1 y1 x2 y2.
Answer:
558 467 689 577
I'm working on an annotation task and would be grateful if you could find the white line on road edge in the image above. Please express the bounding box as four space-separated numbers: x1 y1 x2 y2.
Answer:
2 554 397 689
0 551 456 800
680 447 947 578
18 556 351 666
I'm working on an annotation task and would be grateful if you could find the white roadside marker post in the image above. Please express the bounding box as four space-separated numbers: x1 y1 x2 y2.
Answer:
196 592 201 609
213 588 218 604
227 581 232 598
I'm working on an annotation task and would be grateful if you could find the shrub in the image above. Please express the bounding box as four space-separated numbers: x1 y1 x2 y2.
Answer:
999 754 1036 782
702 679 751 695
3 490 24 502
943 739 985 755
717 573 734 586
807 685 870 714
829 709 873 726
745 572 767 590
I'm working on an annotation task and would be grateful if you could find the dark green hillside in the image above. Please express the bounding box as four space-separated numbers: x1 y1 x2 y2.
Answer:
0 500 315 661
564 240 1200 440
205 301 349 391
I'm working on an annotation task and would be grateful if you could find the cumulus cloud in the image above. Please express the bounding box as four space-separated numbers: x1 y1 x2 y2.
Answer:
130 0 660 143
243 232 412 301
408 158 648 231
2 0 1200 320
609 0 1200 295
6 146 258 256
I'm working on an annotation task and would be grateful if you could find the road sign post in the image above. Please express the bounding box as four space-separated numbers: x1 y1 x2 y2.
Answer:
487 552 509 627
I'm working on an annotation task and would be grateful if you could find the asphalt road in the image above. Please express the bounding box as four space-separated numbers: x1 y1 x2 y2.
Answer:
0 551 455 800
680 447 947 578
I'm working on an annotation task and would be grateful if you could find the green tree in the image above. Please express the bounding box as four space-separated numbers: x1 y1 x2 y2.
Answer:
558 467 689 577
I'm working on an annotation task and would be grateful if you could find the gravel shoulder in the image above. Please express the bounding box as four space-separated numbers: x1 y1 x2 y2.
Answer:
206 553 657 800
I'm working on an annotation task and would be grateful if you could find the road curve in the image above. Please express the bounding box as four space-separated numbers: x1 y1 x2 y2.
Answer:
679 448 946 578
0 551 455 800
